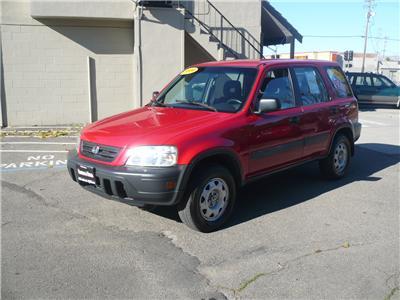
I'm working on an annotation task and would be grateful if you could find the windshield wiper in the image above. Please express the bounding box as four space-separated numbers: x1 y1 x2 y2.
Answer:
175 100 218 112
151 100 168 107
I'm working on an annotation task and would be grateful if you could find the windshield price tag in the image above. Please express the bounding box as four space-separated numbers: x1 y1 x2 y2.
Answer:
180 67 198 75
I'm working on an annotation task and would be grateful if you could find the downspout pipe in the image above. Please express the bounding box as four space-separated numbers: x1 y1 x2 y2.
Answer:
133 2 143 107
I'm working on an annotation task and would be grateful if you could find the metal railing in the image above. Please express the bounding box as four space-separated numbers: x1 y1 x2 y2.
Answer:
177 0 264 59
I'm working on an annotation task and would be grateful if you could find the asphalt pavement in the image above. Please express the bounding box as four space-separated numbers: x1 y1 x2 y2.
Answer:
1 107 399 299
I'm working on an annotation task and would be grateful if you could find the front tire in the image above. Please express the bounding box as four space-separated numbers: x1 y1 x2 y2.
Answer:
319 134 351 179
178 165 236 232
139 204 158 212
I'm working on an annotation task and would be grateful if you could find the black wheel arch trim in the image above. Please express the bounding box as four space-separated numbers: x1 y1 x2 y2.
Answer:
180 148 245 193
329 124 355 156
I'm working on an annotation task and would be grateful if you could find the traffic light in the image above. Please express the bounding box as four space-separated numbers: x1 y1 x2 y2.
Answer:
348 50 353 61
344 51 349 61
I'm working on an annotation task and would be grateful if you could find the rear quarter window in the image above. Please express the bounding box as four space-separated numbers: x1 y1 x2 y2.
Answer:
326 67 353 98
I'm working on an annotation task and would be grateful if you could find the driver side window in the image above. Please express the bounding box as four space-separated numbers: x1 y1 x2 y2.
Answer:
261 69 295 109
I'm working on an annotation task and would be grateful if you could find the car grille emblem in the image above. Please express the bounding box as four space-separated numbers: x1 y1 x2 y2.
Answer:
91 145 100 154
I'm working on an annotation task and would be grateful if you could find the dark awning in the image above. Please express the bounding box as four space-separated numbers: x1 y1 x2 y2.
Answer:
261 1 303 46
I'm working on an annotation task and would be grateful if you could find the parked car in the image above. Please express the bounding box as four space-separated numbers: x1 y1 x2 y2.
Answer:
346 72 400 108
67 59 361 232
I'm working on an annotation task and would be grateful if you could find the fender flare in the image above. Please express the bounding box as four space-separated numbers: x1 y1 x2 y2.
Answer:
179 148 245 192
328 124 355 155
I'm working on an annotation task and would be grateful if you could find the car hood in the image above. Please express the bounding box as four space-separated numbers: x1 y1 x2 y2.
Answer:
81 106 232 148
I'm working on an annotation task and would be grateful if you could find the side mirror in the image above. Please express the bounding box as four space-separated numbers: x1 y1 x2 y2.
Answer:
152 91 160 101
256 98 280 113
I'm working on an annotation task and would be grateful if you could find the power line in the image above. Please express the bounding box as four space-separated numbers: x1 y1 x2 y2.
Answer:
368 36 400 41
303 35 361 38
303 35 400 41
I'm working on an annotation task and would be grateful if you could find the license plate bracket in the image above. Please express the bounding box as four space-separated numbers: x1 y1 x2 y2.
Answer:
77 164 96 185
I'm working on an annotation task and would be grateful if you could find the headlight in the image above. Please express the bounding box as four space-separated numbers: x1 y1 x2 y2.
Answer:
125 146 177 167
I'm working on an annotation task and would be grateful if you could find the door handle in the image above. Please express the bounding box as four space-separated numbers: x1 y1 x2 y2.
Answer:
289 116 300 124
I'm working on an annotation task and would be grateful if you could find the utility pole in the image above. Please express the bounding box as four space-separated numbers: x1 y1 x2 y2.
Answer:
361 0 374 73
382 36 388 59
377 36 388 74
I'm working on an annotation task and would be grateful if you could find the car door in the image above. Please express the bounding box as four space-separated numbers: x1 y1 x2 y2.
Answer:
354 75 375 103
247 67 304 177
371 75 398 105
291 66 332 157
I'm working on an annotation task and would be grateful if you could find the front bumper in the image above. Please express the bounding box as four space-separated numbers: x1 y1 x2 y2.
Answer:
353 121 362 142
67 150 187 206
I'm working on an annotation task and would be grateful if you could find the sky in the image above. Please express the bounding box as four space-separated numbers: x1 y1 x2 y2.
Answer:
264 0 400 57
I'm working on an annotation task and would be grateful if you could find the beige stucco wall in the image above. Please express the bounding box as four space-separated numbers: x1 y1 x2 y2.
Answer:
212 0 262 59
1 0 135 126
0 0 264 126
30 0 135 20
139 7 185 103
185 33 215 67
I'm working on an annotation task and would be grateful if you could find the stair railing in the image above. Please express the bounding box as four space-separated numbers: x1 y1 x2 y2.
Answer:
177 0 265 59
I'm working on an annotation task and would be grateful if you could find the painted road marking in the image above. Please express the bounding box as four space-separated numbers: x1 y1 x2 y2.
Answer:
0 136 77 138
1 154 67 172
359 119 388 126
5 126 78 129
0 142 75 145
0 150 68 153
1 165 66 172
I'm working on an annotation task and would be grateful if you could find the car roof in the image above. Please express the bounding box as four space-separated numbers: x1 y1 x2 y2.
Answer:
195 59 340 68
347 72 382 75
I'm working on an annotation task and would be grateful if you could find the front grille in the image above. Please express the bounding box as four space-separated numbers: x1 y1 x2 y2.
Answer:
80 140 121 162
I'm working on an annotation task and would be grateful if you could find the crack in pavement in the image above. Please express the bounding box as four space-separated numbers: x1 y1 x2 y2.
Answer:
160 230 229 300
3 180 227 299
202 241 372 299
2 179 92 222
2 180 57 208
22 172 62 188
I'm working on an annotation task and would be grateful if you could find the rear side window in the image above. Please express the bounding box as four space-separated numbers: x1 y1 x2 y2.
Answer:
293 67 329 106
372 76 392 88
372 76 384 87
326 67 353 98
355 75 372 87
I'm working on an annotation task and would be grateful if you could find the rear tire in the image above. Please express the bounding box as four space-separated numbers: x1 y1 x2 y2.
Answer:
319 134 351 179
178 165 236 232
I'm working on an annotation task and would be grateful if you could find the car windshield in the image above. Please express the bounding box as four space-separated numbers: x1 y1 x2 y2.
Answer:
156 66 258 113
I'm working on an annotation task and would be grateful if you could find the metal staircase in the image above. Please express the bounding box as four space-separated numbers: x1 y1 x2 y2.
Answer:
178 0 265 60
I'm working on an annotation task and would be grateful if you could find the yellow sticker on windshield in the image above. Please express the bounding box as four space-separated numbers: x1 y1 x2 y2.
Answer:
180 67 198 75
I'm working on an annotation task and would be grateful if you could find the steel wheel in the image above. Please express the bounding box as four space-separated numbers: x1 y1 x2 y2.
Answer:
178 165 237 232
319 134 351 179
333 142 348 173
199 178 229 222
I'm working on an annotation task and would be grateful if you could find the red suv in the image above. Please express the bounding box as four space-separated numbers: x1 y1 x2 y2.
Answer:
68 59 361 232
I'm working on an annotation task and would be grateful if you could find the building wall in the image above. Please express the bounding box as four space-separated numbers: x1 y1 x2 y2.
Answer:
380 59 400 85
269 51 339 61
139 7 185 103
0 0 265 126
213 0 262 59
347 53 378 73
184 33 215 67
182 0 262 60
1 0 135 126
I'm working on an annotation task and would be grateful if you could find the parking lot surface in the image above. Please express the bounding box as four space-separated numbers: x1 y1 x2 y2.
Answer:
1 108 399 299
